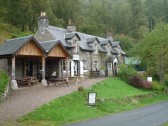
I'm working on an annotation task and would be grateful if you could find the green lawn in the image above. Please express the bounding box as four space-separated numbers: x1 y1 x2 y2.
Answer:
163 122 168 126
91 78 150 98
19 78 168 126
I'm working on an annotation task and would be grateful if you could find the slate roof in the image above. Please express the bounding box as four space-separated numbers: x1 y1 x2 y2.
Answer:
37 25 125 55
48 26 68 47
111 48 119 54
65 33 80 40
40 40 58 53
86 37 97 43
45 26 106 52
107 55 116 62
111 41 120 47
99 45 108 53
0 35 44 57
79 32 100 51
98 37 111 45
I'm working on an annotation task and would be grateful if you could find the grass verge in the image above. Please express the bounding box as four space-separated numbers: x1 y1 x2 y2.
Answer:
18 78 168 126
0 69 9 94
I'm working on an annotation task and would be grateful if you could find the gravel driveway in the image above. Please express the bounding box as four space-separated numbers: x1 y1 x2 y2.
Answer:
0 78 106 123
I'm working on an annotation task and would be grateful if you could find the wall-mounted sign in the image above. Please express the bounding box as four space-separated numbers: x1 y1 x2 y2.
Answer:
88 92 97 106
73 54 79 60
147 77 152 82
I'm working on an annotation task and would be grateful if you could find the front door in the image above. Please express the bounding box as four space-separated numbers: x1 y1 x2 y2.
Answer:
26 60 33 76
74 61 78 76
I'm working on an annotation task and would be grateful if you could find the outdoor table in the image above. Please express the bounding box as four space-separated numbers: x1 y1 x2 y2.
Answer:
17 76 38 87
48 78 69 87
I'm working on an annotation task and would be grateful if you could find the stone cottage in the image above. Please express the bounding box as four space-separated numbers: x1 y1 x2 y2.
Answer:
0 12 126 89
34 12 126 78
0 36 72 89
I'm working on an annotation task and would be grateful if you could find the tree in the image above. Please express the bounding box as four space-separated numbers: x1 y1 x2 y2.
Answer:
114 34 134 52
130 23 168 83
129 0 148 42
50 0 80 27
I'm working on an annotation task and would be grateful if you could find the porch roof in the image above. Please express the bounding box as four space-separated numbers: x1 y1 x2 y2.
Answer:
40 40 72 58
0 36 45 58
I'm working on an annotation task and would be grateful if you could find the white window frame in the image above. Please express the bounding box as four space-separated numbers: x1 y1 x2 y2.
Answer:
63 60 69 72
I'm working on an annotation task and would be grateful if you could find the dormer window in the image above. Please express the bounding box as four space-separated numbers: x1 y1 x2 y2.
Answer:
94 43 98 54
72 40 78 53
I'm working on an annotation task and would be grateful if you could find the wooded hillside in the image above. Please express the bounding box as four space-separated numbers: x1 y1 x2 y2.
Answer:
0 0 168 50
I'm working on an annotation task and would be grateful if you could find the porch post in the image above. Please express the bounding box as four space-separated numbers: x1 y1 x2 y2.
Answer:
41 56 47 85
58 60 63 79
61 59 63 79
10 56 18 89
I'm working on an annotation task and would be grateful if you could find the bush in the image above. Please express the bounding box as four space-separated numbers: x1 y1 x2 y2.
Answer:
151 81 165 90
128 75 152 89
0 69 9 94
164 74 168 87
142 80 152 89
78 86 84 92
128 75 142 88
118 64 137 82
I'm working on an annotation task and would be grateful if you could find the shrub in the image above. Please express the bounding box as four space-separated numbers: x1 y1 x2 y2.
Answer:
128 75 142 88
151 81 165 90
118 64 137 82
142 80 152 89
0 69 9 94
78 86 84 92
164 74 168 87
128 75 152 89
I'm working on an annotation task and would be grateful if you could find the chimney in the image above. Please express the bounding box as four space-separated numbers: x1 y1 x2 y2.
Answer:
67 18 76 32
106 31 113 41
38 12 49 34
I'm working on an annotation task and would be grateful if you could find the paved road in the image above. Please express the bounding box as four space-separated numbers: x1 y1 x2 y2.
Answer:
66 100 168 126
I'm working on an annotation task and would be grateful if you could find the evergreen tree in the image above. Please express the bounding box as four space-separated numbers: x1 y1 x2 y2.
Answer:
129 0 148 42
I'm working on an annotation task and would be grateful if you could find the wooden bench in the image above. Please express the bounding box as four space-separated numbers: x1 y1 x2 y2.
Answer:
48 78 69 87
90 71 100 78
16 76 38 87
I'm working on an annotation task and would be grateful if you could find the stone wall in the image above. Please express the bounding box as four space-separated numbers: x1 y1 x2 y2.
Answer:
0 59 8 74
0 84 11 101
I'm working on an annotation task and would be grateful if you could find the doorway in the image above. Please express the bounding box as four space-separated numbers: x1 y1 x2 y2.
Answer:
26 60 33 76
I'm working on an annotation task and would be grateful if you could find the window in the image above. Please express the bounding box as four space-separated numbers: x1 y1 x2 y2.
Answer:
93 61 98 71
83 60 87 70
72 40 78 53
94 43 98 54
63 60 66 71
108 62 112 69
63 60 68 71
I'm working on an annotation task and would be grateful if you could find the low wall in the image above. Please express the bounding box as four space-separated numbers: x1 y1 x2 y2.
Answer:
0 84 11 101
